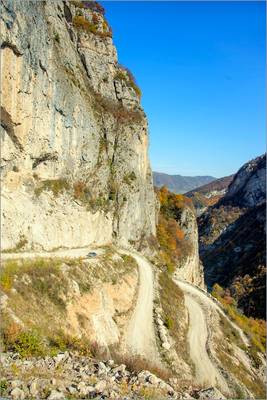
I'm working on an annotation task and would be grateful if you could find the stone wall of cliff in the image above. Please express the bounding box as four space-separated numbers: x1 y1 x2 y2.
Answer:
1 0 156 251
173 204 204 288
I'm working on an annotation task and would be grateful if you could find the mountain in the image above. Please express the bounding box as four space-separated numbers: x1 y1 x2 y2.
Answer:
153 172 216 194
0 2 265 399
1 0 156 252
198 154 266 318
186 174 234 215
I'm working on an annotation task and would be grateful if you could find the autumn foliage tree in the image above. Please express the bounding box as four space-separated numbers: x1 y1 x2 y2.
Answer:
156 186 193 273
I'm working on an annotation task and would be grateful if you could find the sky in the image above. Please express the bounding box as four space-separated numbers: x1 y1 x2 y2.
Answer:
103 1 266 178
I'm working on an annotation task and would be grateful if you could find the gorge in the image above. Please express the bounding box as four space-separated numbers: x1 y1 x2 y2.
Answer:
0 1 265 400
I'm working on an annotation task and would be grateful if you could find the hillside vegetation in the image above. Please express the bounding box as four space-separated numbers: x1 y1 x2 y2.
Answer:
156 187 193 273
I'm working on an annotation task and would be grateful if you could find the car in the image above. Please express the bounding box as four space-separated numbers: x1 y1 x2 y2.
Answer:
86 251 97 258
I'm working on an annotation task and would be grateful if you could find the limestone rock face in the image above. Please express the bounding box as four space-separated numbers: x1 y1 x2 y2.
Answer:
224 154 265 208
174 205 204 288
0 0 156 251
199 154 266 317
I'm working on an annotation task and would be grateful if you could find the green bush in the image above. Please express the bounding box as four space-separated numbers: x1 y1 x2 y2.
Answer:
0 380 7 395
164 316 174 330
4 329 45 358
48 331 92 356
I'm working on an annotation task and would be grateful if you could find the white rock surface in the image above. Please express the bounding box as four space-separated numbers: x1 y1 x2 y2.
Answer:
0 0 156 252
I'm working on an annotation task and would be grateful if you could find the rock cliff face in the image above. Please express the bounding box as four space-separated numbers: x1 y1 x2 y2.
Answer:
173 204 204 288
156 187 204 288
199 154 266 318
1 0 156 251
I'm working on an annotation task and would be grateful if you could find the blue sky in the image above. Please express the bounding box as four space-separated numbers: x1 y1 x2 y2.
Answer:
103 1 266 177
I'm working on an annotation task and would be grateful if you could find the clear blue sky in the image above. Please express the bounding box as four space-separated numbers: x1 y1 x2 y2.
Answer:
103 1 266 177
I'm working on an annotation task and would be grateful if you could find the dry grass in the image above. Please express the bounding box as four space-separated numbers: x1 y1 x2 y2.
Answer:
215 337 266 399
72 15 112 38
109 351 171 382
34 178 70 197
158 272 193 372
0 252 138 358
115 66 142 98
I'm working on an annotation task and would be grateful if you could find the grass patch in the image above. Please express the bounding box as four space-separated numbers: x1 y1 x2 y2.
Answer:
0 258 67 308
34 178 70 197
0 380 8 395
2 235 28 254
0 252 138 359
159 272 192 371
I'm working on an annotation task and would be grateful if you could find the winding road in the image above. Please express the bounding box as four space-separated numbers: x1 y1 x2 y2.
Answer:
174 278 250 394
120 251 159 362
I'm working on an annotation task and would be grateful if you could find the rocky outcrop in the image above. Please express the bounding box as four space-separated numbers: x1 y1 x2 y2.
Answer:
0 351 220 400
199 154 266 317
0 0 156 251
223 154 265 207
156 187 204 288
174 205 204 288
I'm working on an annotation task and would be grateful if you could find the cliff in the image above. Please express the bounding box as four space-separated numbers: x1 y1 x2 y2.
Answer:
199 154 266 318
156 187 204 287
1 0 156 251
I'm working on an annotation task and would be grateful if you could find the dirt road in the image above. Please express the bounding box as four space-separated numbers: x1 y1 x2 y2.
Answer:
1 247 99 260
176 279 249 346
121 251 159 362
175 278 230 392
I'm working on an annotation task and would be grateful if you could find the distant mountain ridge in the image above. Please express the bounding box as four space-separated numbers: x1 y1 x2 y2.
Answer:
186 175 234 215
153 172 216 194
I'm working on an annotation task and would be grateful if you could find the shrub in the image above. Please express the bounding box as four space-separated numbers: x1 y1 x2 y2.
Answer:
92 90 143 123
115 66 142 98
3 328 45 358
49 331 92 356
54 32 60 43
123 171 136 185
34 178 70 197
73 15 97 33
73 181 91 203
0 380 7 395
70 1 105 15
164 316 174 330
0 261 19 291
72 14 112 38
